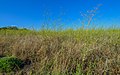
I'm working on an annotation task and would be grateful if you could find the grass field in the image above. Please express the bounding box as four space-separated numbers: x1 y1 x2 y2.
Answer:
0 28 120 75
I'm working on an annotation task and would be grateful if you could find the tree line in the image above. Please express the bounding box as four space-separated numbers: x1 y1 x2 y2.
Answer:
0 26 28 30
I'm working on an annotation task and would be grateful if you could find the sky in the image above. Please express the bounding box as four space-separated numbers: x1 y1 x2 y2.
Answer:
0 0 120 29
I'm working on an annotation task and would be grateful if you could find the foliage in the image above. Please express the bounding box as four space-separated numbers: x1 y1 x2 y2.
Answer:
0 56 23 72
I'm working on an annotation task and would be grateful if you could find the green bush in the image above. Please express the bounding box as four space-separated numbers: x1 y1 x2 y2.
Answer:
0 56 23 72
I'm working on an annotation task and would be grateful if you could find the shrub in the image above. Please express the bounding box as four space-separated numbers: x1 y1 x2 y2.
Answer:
0 56 23 72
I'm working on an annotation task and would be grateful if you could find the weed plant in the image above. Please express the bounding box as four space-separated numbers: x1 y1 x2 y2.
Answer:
0 28 120 75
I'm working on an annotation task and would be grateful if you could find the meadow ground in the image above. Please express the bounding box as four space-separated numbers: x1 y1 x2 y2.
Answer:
0 28 120 75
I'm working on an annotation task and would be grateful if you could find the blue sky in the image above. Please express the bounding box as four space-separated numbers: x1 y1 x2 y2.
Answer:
0 0 120 29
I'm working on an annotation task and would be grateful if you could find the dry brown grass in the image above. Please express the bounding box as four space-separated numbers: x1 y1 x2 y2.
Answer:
0 29 120 75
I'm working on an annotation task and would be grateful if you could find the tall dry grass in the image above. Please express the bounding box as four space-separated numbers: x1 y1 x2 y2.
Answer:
0 28 120 75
